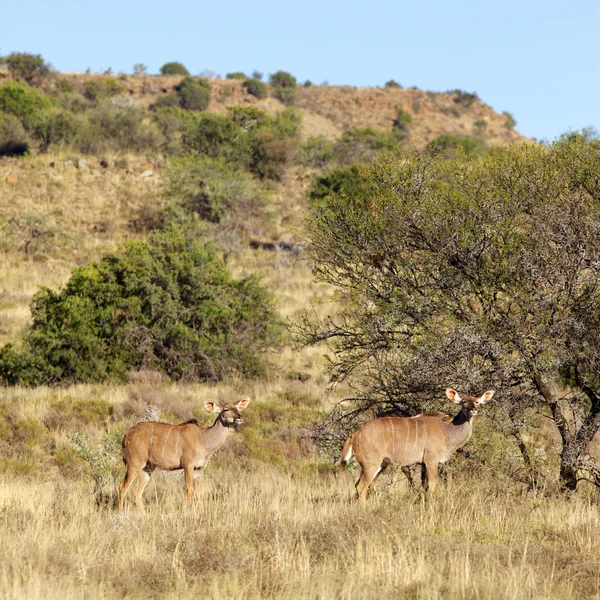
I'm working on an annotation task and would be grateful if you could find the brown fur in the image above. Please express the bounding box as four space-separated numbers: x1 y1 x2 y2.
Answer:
118 397 250 513
339 389 494 503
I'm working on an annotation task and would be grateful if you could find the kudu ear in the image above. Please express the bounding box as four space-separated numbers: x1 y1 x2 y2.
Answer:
235 397 251 412
446 388 462 404
204 401 222 413
476 390 495 405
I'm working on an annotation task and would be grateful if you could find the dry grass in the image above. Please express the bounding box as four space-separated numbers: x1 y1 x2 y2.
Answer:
1 460 600 599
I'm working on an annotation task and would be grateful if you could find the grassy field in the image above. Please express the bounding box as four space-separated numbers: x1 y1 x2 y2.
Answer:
2 453 600 599
1 142 600 598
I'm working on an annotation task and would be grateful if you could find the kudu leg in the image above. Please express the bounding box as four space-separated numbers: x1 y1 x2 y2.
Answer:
133 470 151 514
355 464 381 504
425 461 439 493
193 468 204 500
184 465 196 503
118 467 139 512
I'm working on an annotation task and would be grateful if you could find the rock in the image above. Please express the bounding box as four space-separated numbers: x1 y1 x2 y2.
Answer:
140 170 153 178
75 159 88 169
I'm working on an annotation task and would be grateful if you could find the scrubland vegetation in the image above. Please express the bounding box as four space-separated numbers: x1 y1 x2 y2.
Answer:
1 53 600 599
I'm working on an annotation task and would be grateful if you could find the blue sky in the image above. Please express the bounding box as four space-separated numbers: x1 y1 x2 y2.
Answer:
2 0 598 141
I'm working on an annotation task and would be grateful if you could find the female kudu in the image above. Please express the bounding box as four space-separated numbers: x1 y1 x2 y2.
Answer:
339 389 494 502
118 397 250 513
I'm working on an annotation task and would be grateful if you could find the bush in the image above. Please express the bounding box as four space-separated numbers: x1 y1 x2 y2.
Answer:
159 62 190 76
333 127 400 165
393 108 412 135
269 70 297 105
0 52 50 84
503 111 516 130
448 89 480 108
0 81 51 125
77 98 162 153
385 80 402 88
31 108 80 150
427 133 487 158
181 112 240 158
0 230 281 385
83 78 125 102
152 106 199 150
307 165 374 209
163 157 267 233
243 78 268 99
175 77 210 111
0 113 29 157
295 135 335 168
226 72 247 80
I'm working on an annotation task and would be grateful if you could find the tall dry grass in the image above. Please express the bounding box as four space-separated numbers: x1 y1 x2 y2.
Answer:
1 461 600 599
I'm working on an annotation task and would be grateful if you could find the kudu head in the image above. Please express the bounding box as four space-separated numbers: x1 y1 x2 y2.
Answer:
204 397 251 428
446 388 494 419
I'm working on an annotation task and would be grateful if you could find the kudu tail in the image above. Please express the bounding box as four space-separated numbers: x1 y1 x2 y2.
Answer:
338 435 354 472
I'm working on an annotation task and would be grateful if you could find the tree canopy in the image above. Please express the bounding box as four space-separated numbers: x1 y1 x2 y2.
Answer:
300 136 600 490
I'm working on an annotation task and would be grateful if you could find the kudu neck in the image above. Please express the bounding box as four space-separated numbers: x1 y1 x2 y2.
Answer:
201 414 231 452
446 408 474 448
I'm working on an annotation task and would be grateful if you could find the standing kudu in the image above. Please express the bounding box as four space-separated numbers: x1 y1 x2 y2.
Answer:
339 389 494 503
118 397 250 513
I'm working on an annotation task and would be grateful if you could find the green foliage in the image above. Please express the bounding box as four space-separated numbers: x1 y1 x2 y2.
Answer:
333 126 400 165
0 230 281 385
31 108 80 150
448 89 480 108
181 112 240 158
503 111 517 130
163 156 267 233
83 78 125 102
269 70 297 105
0 113 29 157
302 138 600 490
295 135 335 168
427 133 487 158
77 98 162 154
159 61 190 76
243 78 268 99
0 52 50 84
133 63 148 75
393 108 413 134
307 165 374 209
175 77 211 111
226 72 247 80
385 80 402 88
0 81 51 125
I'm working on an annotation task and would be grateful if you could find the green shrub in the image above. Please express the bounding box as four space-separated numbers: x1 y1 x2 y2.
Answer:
83 78 125 102
243 78 268 99
175 77 211 111
0 81 51 125
503 111 516 130
427 133 487 158
448 89 480 108
54 79 76 94
181 112 240 157
269 70 297 105
295 135 335 168
307 165 374 209
0 52 50 84
393 108 413 134
385 79 402 88
151 92 180 110
160 61 190 76
0 113 29 157
31 108 80 150
164 157 267 232
0 230 281 385
133 63 148 75
226 72 247 80
333 127 400 165
77 98 162 153
55 92 89 113
152 106 199 150
229 106 270 128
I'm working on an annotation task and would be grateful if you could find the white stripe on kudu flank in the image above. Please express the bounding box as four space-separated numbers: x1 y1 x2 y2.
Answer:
413 420 419 452
389 418 395 456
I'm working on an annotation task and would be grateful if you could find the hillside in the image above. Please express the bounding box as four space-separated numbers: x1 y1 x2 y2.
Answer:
47 72 527 145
